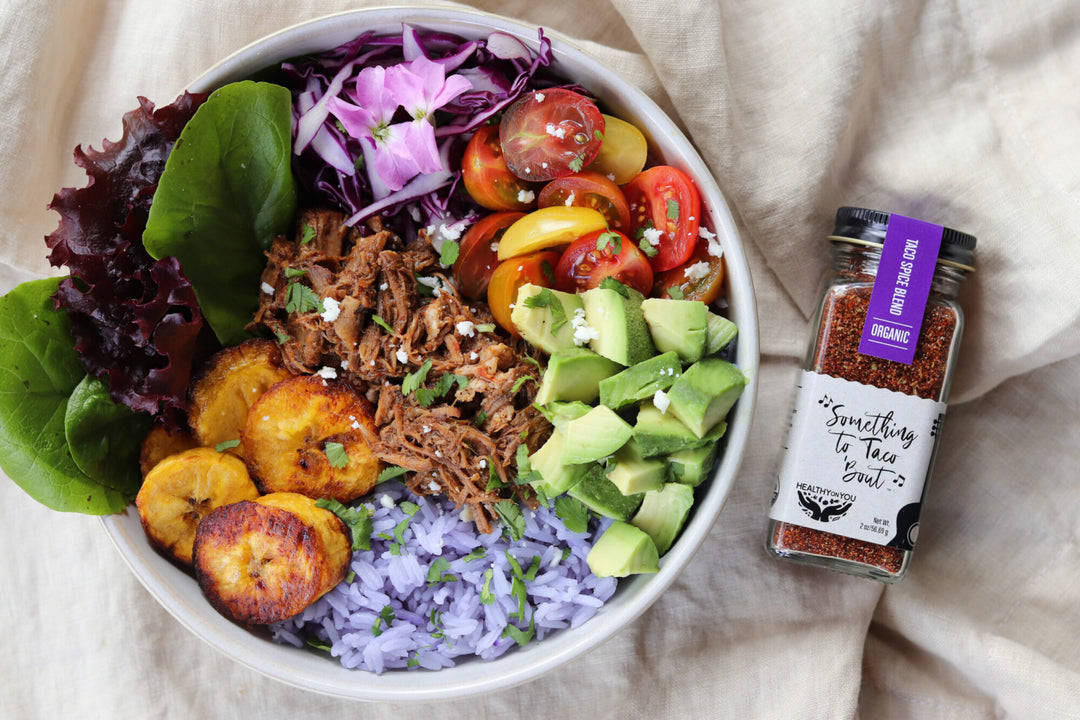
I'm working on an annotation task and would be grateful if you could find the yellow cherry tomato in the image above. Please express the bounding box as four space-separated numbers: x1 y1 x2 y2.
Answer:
496 206 608 260
586 114 648 185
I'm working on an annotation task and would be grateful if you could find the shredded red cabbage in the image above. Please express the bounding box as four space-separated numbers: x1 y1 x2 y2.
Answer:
281 26 561 235
44 92 213 425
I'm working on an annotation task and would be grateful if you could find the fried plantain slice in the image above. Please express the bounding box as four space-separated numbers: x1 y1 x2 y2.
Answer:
138 422 199 478
188 338 295 456
135 447 261 566
242 375 383 502
192 492 351 626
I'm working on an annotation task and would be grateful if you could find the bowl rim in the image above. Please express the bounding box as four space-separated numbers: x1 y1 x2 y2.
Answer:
101 4 760 702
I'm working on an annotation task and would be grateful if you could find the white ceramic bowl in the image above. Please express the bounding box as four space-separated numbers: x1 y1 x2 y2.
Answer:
101 6 759 702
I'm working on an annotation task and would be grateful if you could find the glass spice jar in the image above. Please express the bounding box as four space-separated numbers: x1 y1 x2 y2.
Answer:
766 206 976 582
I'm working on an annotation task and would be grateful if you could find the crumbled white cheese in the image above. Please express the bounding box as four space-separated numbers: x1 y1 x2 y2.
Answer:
262 415 270 422
435 450 443 458
351 420 361 429
320 296 341 322
545 122 567 139
683 261 711 281
653 388 671 414
534 92 545 102
549 552 563 568
459 505 474 522
490 242 499 252
428 481 440 492
469 351 479 361
260 281 275 295
380 494 396 509
380 282 389 291
422 425 431 434
570 308 599 346
517 188 535 203
407 203 422 222
416 275 444 297
563 190 576 207
642 226 664 247
456 320 476 337
699 225 723 258
479 458 487 469
316 366 338 380
395 348 408 363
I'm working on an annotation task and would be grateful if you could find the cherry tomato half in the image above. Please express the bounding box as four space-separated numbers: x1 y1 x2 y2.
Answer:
499 88 605 182
624 165 702 273
496 206 607 260
537 170 631 232
462 125 540 212
487 250 561 336
554 230 653 296
653 233 726 304
453 211 525 299
585 114 648 185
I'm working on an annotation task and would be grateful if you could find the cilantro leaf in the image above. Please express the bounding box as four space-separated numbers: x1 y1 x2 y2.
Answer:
523 287 568 332
214 438 240 452
599 276 630 297
554 495 591 533
299 223 316 245
667 285 685 300
402 360 433 395
323 441 349 468
494 500 526 541
371 314 394 333
667 198 680 221
426 557 458 585
377 465 409 482
315 497 374 551
440 240 460 266
284 282 321 314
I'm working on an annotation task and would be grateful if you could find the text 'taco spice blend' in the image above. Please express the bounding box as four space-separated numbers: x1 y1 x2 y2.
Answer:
766 207 976 582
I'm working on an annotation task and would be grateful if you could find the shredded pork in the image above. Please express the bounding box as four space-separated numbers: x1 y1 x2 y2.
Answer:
252 209 549 532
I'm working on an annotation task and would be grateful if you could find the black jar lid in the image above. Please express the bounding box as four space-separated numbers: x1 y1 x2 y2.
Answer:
831 206 976 270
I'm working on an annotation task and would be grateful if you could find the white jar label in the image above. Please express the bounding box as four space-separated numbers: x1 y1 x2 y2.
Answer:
769 370 945 550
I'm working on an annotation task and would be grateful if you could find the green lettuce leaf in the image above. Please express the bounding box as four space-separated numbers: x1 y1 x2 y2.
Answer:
0 278 131 513
143 80 297 346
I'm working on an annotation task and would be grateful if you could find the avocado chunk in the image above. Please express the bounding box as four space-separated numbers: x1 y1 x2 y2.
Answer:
569 464 643 521
511 283 585 355
536 400 593 429
581 285 656 366
597 351 683 410
606 437 667 495
641 298 708 363
633 399 727 457
534 347 621 405
528 429 591 496
667 441 718 487
666 358 746 438
705 311 738 355
631 482 695 555
587 520 660 577
560 404 633 465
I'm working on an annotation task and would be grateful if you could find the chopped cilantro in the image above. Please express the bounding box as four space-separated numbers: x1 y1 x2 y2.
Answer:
284 282 321 314
371 314 394 333
401 501 420 517
594 129 604 141
316 498 374 551
523 287 568 332
638 238 659 258
554 495 590 533
667 198 680 221
480 568 495 604
323 441 349 469
485 462 505 492
214 438 240 452
402 360 433 395
426 557 458 585
440 239 460 266
510 576 527 621
501 613 536 646
273 330 291 345
474 323 496 333
540 259 556 285
494 500 526 541
462 547 487 562
599 276 630 297
373 604 397 636
568 152 586 173
474 410 489 426
511 375 536 393
299 223 316 245
595 231 622 254
377 465 409 482
284 267 307 279
667 285 685 300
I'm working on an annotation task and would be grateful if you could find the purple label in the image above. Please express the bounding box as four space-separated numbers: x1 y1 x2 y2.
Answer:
858 214 943 364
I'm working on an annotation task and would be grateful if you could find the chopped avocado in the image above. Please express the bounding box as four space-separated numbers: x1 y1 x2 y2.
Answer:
705 311 738 355
511 283 585 354
581 285 656 366
641 298 708 363
631 482 695 555
597 351 682 410
569 464 643 521
534 347 621 405
560 404 633 465
528 429 591 496
536 400 593 429
667 442 718 487
633 399 727 457
606 437 667 495
586 521 660 577
666 358 746 438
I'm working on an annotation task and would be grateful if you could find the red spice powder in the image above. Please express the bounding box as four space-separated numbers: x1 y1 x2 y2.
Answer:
772 282 959 576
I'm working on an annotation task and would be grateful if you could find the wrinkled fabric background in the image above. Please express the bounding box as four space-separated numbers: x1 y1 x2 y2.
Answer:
2 1 1079 717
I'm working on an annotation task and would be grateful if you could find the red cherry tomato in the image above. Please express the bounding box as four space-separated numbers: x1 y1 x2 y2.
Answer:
499 88 605 182
461 125 540 212
453 211 526 299
487 250 561 336
537 171 631 231
624 165 702 272
653 233 726 304
553 230 653 296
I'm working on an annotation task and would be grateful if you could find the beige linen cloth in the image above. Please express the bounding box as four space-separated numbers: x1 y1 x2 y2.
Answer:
2 0 1078 718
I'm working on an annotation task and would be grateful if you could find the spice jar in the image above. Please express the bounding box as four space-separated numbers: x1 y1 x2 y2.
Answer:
766 206 976 582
